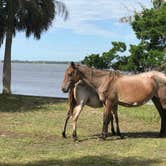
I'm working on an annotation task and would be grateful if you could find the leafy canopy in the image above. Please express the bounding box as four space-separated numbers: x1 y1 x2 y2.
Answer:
0 0 68 46
82 3 166 72
82 42 126 69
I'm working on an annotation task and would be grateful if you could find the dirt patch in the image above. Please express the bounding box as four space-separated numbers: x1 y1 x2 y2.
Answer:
0 130 59 142
0 130 25 139
44 135 57 141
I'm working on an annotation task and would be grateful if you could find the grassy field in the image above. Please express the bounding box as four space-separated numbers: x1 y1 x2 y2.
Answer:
0 94 165 166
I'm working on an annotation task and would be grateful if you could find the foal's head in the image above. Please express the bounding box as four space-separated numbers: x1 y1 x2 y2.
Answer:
61 62 81 93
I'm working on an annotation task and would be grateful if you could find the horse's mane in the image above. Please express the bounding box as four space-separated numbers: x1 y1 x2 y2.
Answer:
76 64 122 78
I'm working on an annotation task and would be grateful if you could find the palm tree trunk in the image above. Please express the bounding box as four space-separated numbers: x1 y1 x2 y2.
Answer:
2 30 12 94
2 0 13 94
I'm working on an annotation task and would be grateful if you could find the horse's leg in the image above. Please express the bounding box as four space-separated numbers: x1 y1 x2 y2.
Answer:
152 96 166 137
104 112 115 136
62 89 76 138
100 100 112 139
110 113 116 135
72 103 84 141
112 104 123 139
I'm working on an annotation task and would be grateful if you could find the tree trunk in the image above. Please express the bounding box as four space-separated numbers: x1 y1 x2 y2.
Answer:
2 0 13 94
2 30 12 94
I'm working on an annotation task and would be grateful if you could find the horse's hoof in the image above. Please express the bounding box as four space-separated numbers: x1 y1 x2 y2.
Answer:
119 135 125 139
99 134 106 140
111 130 116 136
73 137 78 142
62 132 67 138
106 132 113 137
99 137 106 141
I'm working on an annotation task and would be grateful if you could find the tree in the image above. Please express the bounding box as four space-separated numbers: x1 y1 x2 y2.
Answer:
119 2 166 73
0 0 68 94
152 0 166 8
82 42 126 69
102 42 126 69
120 0 166 23
129 3 166 72
82 54 107 69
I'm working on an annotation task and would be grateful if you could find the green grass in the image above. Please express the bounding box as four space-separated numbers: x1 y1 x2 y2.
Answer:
0 94 165 166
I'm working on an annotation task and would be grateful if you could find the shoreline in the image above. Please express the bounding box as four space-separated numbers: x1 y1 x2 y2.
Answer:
0 94 68 101
0 61 80 64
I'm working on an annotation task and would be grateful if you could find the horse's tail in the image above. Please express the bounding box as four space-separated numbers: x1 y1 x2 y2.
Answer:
152 71 166 85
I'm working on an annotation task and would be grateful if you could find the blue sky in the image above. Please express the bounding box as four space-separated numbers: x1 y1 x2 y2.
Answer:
0 0 153 62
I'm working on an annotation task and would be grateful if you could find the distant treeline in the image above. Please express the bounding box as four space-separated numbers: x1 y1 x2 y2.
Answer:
0 60 80 64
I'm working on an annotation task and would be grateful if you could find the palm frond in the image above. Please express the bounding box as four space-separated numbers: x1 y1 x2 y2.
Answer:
55 0 69 20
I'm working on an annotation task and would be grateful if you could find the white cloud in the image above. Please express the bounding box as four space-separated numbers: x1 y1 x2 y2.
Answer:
53 0 153 37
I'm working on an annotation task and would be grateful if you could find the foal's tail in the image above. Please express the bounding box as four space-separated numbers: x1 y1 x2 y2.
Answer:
152 71 166 85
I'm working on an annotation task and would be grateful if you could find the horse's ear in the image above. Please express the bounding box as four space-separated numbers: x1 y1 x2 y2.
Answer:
71 61 76 69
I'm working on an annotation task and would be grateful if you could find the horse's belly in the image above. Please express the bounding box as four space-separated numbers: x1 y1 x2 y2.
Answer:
116 78 156 105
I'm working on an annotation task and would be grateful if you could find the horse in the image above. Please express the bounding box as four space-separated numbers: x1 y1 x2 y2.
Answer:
62 80 118 140
61 62 166 139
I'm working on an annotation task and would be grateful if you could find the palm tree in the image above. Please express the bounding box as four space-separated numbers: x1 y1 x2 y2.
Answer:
0 0 68 94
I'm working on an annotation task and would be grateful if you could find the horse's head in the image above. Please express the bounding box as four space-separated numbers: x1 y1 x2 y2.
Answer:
61 62 82 93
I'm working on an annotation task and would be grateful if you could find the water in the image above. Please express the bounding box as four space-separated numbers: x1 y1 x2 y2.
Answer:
0 63 68 98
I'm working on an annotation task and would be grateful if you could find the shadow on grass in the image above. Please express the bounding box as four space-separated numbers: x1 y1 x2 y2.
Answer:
0 156 161 166
124 131 160 138
79 131 160 142
0 94 67 112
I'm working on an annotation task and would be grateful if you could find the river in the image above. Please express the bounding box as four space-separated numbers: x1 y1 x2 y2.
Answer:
0 63 68 98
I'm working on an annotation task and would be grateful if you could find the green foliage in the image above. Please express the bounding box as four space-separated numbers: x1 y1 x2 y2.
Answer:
119 4 166 73
0 0 68 46
125 43 165 72
82 41 127 69
82 54 107 69
82 3 166 72
151 0 166 8
128 3 166 72
0 0 55 45
132 4 166 50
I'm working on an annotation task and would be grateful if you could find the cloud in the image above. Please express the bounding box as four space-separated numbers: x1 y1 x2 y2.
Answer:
53 0 152 37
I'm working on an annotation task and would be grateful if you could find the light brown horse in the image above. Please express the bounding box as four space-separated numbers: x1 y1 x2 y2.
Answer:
61 62 166 139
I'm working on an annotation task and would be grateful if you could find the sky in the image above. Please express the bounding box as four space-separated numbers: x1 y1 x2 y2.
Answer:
0 0 153 62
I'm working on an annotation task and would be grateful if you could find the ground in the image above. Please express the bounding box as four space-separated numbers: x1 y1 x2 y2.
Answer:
0 95 165 166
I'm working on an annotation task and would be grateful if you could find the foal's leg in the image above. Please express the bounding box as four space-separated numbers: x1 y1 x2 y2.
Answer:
62 107 74 138
72 102 84 141
62 89 76 138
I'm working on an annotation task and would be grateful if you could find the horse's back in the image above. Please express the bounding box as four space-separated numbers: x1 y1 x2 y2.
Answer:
74 81 102 108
